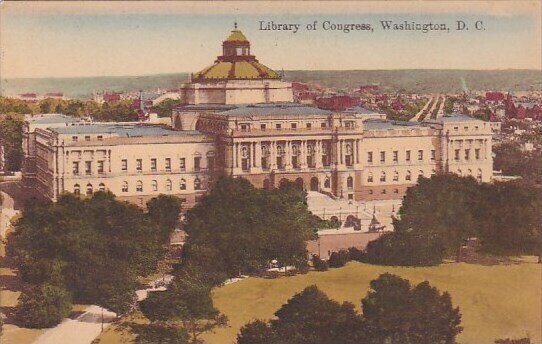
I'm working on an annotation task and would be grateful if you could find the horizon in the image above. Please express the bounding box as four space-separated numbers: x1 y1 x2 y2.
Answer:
3 68 541 81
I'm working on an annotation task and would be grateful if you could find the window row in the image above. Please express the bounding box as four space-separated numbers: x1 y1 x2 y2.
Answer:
367 150 436 164
72 178 205 196
453 148 483 161
366 170 436 183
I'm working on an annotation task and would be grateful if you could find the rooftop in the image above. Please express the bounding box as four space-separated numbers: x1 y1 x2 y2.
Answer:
426 113 485 123
50 124 202 137
27 114 80 125
217 103 332 117
363 119 426 130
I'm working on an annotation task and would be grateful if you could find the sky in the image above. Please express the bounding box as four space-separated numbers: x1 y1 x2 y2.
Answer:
1 1 541 79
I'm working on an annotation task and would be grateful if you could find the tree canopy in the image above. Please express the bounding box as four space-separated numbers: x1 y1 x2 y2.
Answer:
0 114 24 171
9 192 180 319
365 174 542 266
182 177 317 278
237 274 463 344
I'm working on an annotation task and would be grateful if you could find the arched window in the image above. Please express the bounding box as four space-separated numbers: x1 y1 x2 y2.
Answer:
345 144 352 155
477 169 483 182
406 170 412 181
194 177 202 190
99 183 106 192
347 176 354 189
165 179 172 191
261 145 270 156
457 169 462 176
73 184 80 196
277 145 285 156
367 172 373 183
431 169 437 176
418 170 424 178
380 172 386 182
180 179 187 190
393 171 399 182
292 144 300 156
122 181 128 193
241 146 249 158
324 178 331 188
136 180 143 192
152 180 158 192
86 183 93 196
467 169 473 176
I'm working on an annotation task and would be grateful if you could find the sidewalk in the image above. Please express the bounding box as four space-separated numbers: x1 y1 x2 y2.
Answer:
31 305 117 344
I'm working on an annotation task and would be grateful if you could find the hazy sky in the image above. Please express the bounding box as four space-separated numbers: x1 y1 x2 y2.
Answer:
1 1 541 78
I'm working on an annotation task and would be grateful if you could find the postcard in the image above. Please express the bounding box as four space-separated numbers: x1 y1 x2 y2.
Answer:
0 1 541 344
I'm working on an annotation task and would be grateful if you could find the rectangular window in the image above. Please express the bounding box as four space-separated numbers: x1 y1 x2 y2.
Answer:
276 123 282 129
240 123 249 131
260 123 266 130
136 159 142 171
321 122 327 128
72 161 79 175
151 158 157 172
406 150 411 162
121 159 128 171
85 136 91 141
465 149 470 161
380 151 386 163
97 135 103 141
393 151 398 162
291 123 297 129
367 152 373 163
85 161 92 175
431 150 436 161
194 157 201 171
97 160 104 174
418 150 423 161
179 158 186 171
475 148 481 160
306 123 312 129
72 136 78 142
165 158 171 171
455 149 460 161
207 157 215 171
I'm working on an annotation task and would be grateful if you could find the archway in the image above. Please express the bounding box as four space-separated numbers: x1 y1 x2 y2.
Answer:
263 178 272 190
310 177 319 191
295 177 304 190
279 178 290 188
344 215 361 231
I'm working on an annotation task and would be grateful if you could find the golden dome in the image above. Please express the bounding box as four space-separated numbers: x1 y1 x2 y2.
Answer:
192 27 281 82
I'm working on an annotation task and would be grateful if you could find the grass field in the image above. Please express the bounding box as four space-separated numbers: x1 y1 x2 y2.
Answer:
95 259 542 344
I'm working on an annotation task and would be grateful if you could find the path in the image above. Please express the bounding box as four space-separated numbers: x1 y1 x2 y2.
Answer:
31 275 174 344
31 305 117 344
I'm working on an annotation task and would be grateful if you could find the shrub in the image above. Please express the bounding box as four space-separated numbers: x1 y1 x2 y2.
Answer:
328 250 349 268
347 247 365 262
16 284 72 328
311 255 328 271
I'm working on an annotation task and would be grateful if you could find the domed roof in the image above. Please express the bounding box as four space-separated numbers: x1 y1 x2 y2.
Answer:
192 27 281 82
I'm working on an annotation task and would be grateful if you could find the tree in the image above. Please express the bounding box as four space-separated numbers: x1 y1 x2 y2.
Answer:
152 98 182 118
15 284 72 328
139 265 227 344
236 285 364 344
237 320 277 344
0 115 24 171
147 195 183 241
362 273 462 344
9 192 174 323
133 323 189 344
311 255 328 271
183 177 316 277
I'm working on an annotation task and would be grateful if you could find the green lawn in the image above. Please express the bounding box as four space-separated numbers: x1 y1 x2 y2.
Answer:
204 260 541 344
94 259 542 344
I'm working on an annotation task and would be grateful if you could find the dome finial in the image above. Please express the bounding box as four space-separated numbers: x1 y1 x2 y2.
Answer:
234 21 238 30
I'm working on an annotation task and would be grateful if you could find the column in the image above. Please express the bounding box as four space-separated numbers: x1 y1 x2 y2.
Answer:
339 140 344 165
316 140 323 168
285 141 292 169
355 139 360 164
270 141 277 169
254 141 261 169
234 142 239 168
